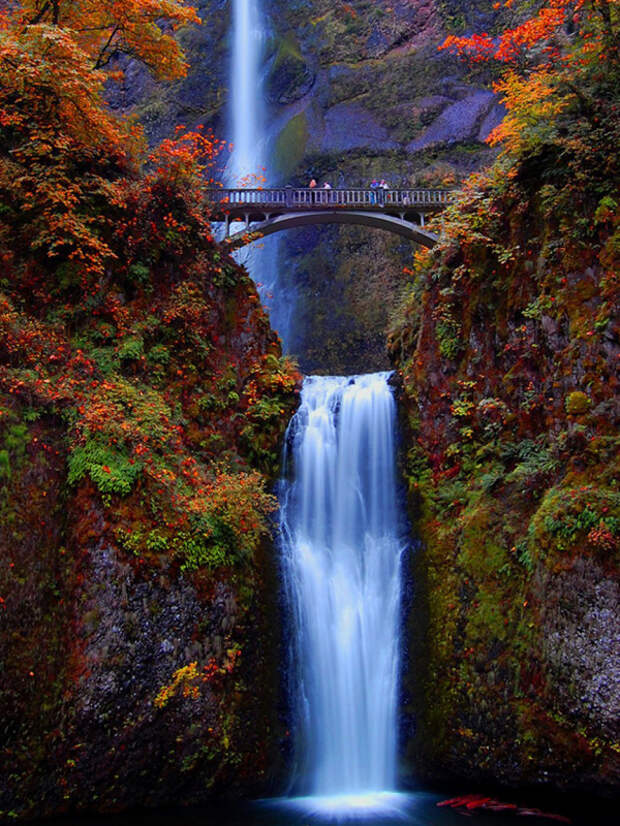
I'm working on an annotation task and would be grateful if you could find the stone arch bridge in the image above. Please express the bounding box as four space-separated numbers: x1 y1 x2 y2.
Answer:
207 188 454 249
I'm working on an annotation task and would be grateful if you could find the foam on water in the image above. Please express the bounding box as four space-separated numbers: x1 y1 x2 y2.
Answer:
279 373 406 809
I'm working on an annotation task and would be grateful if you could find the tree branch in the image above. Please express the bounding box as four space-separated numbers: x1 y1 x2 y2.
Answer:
93 24 120 70
28 2 51 26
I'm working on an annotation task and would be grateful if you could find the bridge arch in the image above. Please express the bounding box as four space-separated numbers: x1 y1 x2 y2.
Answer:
207 188 452 250
223 210 439 249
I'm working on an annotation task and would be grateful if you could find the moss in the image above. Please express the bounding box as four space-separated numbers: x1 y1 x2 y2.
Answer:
438 0 499 34
465 584 510 645
458 505 510 580
530 483 620 558
565 390 591 416
436 318 463 360
274 112 309 179
0 422 30 479
266 35 312 104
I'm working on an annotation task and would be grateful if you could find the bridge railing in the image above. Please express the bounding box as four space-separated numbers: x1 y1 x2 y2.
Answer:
206 188 454 209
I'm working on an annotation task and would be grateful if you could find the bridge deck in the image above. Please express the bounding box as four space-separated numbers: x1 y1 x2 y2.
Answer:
207 188 454 248
207 187 453 219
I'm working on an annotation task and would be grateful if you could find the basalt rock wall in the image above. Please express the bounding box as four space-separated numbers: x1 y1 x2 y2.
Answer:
256 0 504 372
0 248 299 819
129 0 505 373
388 136 619 794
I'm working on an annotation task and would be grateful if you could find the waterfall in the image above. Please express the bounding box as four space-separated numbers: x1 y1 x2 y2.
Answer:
279 373 405 812
228 0 292 347
229 11 405 810
230 0 264 183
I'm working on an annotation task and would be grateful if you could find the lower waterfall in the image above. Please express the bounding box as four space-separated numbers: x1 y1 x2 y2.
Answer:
279 373 406 813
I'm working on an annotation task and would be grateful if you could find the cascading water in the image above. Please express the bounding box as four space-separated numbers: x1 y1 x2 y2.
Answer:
279 373 406 815
229 11 406 811
230 0 264 183
228 0 293 345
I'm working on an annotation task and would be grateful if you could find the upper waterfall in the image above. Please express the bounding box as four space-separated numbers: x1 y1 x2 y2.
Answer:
228 0 294 347
230 0 265 184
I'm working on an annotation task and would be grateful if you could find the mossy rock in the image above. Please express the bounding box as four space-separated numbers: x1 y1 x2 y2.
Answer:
265 36 314 104
565 391 591 416
274 112 310 179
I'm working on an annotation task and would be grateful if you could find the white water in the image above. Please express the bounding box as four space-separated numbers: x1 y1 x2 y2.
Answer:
230 0 264 183
280 373 405 810
228 0 293 346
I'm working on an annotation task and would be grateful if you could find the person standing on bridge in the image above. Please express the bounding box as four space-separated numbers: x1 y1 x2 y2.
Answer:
309 177 317 204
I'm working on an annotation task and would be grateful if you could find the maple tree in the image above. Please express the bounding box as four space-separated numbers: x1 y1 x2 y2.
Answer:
0 1 201 281
16 0 200 79
0 0 300 580
440 1 619 160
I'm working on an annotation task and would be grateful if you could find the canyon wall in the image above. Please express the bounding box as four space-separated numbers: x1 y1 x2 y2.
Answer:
388 92 619 794
131 0 505 372
0 244 298 819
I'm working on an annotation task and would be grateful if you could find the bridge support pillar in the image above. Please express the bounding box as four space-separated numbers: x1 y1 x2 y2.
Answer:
419 213 425 227
225 215 230 237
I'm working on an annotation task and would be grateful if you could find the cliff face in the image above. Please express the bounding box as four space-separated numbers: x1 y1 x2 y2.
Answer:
265 0 505 372
3 1 618 814
0 241 299 818
0 14 302 807
388 110 619 792
108 0 231 146
264 0 503 173
131 0 504 373
132 1 503 170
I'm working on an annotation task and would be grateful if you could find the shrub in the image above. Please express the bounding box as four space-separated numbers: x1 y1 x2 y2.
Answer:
565 391 591 416
68 441 143 497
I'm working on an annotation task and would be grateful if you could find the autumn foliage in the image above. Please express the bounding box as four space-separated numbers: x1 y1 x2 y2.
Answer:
388 0 619 787
0 3 304 813
12 1 200 78
399 0 620 495
0 1 211 280
0 0 300 578
441 1 619 159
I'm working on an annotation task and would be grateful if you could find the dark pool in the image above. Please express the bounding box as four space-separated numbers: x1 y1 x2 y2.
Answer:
45 789 615 826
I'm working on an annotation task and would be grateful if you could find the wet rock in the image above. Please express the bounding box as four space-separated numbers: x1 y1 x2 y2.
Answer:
536 560 620 741
407 90 497 151
322 102 400 152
